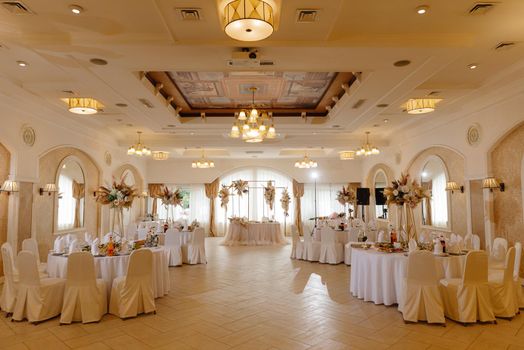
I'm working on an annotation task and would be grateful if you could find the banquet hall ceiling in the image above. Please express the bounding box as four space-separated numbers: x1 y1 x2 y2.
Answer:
0 0 524 158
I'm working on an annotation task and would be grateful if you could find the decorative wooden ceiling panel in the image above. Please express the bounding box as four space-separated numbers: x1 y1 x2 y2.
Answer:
146 71 355 118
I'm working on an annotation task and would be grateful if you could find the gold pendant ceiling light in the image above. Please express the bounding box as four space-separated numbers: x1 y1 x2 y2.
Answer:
294 154 318 169
224 0 274 42
192 150 215 169
405 98 440 114
356 132 380 157
67 97 100 115
229 87 276 143
127 131 152 157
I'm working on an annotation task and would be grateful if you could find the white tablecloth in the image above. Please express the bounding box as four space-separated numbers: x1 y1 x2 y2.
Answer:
222 222 287 246
350 248 465 306
47 247 170 298
158 230 193 246
312 227 365 244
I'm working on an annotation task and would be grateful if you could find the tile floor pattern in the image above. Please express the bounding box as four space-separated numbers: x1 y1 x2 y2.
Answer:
2 238 524 349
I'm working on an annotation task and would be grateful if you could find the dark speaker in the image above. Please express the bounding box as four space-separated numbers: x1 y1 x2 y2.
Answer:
356 188 370 205
375 188 386 205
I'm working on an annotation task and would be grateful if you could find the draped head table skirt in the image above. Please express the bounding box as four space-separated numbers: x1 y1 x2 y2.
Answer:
47 247 170 298
350 248 465 306
221 222 288 246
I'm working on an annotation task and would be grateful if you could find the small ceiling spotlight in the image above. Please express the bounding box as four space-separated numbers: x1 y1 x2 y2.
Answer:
468 63 478 70
69 4 84 15
416 5 429 15
17 60 28 67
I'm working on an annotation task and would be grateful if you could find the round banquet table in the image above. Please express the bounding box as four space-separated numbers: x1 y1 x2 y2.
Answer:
158 230 193 246
221 222 287 246
311 227 365 244
47 247 170 298
350 248 465 306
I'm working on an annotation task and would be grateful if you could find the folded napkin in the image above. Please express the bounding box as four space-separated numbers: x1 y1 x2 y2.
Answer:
433 239 443 254
448 234 463 254
53 236 64 253
84 232 93 244
377 231 386 242
418 231 429 243
91 238 100 255
408 238 418 252
68 239 81 254
120 239 129 254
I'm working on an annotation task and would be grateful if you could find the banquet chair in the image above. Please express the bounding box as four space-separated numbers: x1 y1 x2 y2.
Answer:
439 251 495 324
12 251 65 323
290 225 304 259
488 247 518 318
164 228 183 266
302 228 320 262
399 250 445 324
182 228 207 264
472 234 481 251
490 237 508 269
60 252 107 324
137 228 148 240
464 233 473 250
512 242 524 309
0 243 18 315
22 238 49 277
319 227 344 264
109 249 155 319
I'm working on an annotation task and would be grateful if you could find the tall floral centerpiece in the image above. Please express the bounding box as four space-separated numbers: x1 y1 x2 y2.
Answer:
336 185 356 220
95 176 137 240
232 180 248 217
161 186 183 222
280 188 291 235
263 181 275 217
383 173 430 242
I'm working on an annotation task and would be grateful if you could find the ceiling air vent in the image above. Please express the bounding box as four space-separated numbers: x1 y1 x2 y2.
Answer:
138 98 154 108
259 60 274 66
245 150 264 154
1 1 32 14
296 9 319 23
428 91 441 96
494 41 516 51
469 2 496 15
352 99 366 109
176 8 202 21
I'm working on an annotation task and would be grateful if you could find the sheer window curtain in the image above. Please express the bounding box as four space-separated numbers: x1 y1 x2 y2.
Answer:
57 175 76 230
215 168 294 236
430 172 448 228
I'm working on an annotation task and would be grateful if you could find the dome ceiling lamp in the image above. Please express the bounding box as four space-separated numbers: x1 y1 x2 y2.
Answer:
229 87 276 143
294 153 318 169
192 150 215 169
405 98 441 114
127 131 152 157
356 131 380 157
223 0 274 41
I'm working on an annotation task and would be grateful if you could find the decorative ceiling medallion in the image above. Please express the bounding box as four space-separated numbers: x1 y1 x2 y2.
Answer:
104 151 112 166
21 126 35 146
467 123 481 146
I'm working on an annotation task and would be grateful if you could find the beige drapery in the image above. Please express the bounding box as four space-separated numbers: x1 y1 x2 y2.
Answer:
72 180 85 228
205 178 220 237
148 183 164 216
293 180 304 235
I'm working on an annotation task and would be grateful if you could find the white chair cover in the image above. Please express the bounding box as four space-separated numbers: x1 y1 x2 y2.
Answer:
472 234 481 250
182 228 206 264
290 225 303 259
440 251 495 323
399 250 445 324
68 238 82 254
513 242 524 309
126 223 138 240
488 247 518 318
22 238 48 276
0 243 18 313
60 252 107 324
408 239 418 253
492 237 508 261
319 227 343 264
137 228 148 240
464 233 473 250
109 249 155 318
164 228 183 266
302 229 320 261
12 251 65 323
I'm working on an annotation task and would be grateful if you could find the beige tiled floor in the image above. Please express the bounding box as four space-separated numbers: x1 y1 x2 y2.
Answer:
3 237 524 349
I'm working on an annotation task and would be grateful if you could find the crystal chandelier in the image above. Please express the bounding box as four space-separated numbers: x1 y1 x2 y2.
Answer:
229 87 276 143
127 131 152 157
223 0 274 42
192 150 215 169
294 154 318 169
356 132 380 156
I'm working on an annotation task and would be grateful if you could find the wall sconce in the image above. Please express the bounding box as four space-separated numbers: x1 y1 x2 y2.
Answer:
0 180 19 195
445 181 464 194
482 177 505 192
39 183 58 196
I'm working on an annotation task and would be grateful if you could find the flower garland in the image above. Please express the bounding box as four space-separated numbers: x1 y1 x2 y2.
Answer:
232 180 249 196
336 185 356 206
218 185 230 209
161 186 183 207
229 216 249 227
383 173 430 208
280 188 291 217
95 175 137 209
263 181 275 210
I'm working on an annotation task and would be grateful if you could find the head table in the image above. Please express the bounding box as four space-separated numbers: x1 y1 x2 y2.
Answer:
221 222 287 246
350 247 465 306
47 247 170 298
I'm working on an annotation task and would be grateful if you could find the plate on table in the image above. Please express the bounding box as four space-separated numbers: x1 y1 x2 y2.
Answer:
51 252 65 256
434 252 449 257
93 254 106 257
449 252 466 256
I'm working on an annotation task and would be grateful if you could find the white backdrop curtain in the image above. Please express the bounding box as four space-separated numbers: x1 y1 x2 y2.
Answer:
215 167 294 236
57 174 76 230
302 183 346 235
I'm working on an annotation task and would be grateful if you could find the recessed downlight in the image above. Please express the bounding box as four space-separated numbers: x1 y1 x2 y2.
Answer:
383 119 389 124
468 63 478 70
17 60 28 67
416 5 429 15
90 58 108 65
377 103 389 108
69 4 83 14
115 103 128 107
393 60 411 67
